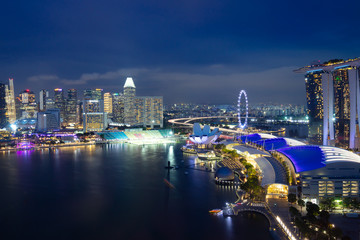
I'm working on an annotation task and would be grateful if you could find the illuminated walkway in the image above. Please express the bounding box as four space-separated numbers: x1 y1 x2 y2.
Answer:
227 143 287 187
225 143 298 240
225 200 296 240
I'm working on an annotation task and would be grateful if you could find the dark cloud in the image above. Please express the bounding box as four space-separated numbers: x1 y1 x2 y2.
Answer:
1 0 360 104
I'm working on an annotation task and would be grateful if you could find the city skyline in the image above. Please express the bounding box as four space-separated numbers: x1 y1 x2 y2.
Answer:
2 1 360 239
1 0 360 105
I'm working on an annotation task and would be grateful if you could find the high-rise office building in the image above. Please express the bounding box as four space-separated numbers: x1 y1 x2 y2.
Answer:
84 89 103 101
122 77 163 128
104 92 113 115
333 70 350 148
123 77 136 126
5 78 16 123
112 93 124 123
0 83 7 128
305 72 323 145
54 88 65 122
65 89 77 126
83 100 107 132
36 109 60 132
45 98 56 109
18 89 37 119
19 89 36 104
78 101 83 125
295 58 360 149
39 89 49 112
134 96 163 128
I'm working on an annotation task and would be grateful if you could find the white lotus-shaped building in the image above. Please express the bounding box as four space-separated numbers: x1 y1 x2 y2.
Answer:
189 123 221 144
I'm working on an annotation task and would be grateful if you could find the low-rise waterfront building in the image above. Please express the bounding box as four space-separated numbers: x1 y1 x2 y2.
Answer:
275 146 360 204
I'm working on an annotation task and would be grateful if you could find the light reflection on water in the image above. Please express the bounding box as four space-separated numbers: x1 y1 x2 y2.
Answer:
0 143 271 240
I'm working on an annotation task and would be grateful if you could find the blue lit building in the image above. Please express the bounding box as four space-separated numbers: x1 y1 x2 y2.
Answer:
276 145 360 203
240 132 360 202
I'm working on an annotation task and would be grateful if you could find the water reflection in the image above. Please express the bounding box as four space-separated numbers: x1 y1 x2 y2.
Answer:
0 142 272 240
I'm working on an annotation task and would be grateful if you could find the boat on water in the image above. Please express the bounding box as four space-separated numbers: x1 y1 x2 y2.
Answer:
197 150 221 161
209 209 223 216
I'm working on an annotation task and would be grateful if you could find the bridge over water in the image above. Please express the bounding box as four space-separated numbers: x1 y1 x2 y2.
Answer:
224 201 297 240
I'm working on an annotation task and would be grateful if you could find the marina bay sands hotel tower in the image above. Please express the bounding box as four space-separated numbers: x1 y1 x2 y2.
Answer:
295 57 360 149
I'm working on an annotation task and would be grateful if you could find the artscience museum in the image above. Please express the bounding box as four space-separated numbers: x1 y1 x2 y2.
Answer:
189 123 221 145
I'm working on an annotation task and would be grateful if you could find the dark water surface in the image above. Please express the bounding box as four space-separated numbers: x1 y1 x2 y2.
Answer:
0 143 272 240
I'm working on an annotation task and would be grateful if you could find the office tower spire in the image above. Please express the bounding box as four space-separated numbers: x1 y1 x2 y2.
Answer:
124 77 136 88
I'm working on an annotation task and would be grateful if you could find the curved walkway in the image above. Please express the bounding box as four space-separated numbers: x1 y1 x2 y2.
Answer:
228 143 287 186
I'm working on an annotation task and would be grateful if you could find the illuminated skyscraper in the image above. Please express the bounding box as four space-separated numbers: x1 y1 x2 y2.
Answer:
112 93 124 123
295 58 360 149
122 77 163 128
65 89 77 126
123 77 136 126
45 98 56 109
19 89 36 104
333 70 350 148
134 96 163 128
54 88 65 122
305 72 323 145
0 83 7 128
104 92 113 115
18 89 37 119
39 89 49 112
83 100 107 132
84 89 103 100
5 78 16 123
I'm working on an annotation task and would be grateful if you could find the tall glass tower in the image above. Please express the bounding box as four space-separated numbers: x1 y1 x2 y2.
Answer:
305 71 324 145
66 89 77 125
54 88 65 123
112 93 124 123
333 70 350 148
39 89 48 112
0 83 7 128
6 78 16 123
296 58 360 149
123 77 136 126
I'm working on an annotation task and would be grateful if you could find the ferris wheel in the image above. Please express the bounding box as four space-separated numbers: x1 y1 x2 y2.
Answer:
237 90 248 129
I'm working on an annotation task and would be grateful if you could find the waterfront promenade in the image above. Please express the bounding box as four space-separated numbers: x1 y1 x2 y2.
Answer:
0 141 98 152
224 143 299 240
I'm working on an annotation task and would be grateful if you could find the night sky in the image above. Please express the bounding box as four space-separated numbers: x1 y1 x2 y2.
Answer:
1 0 360 105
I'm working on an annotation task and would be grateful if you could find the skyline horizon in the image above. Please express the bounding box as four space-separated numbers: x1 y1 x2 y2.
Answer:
4 55 360 106
2 73 310 106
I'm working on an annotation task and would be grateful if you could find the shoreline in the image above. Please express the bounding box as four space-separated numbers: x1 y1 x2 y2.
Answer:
0 138 179 153
0 142 98 153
